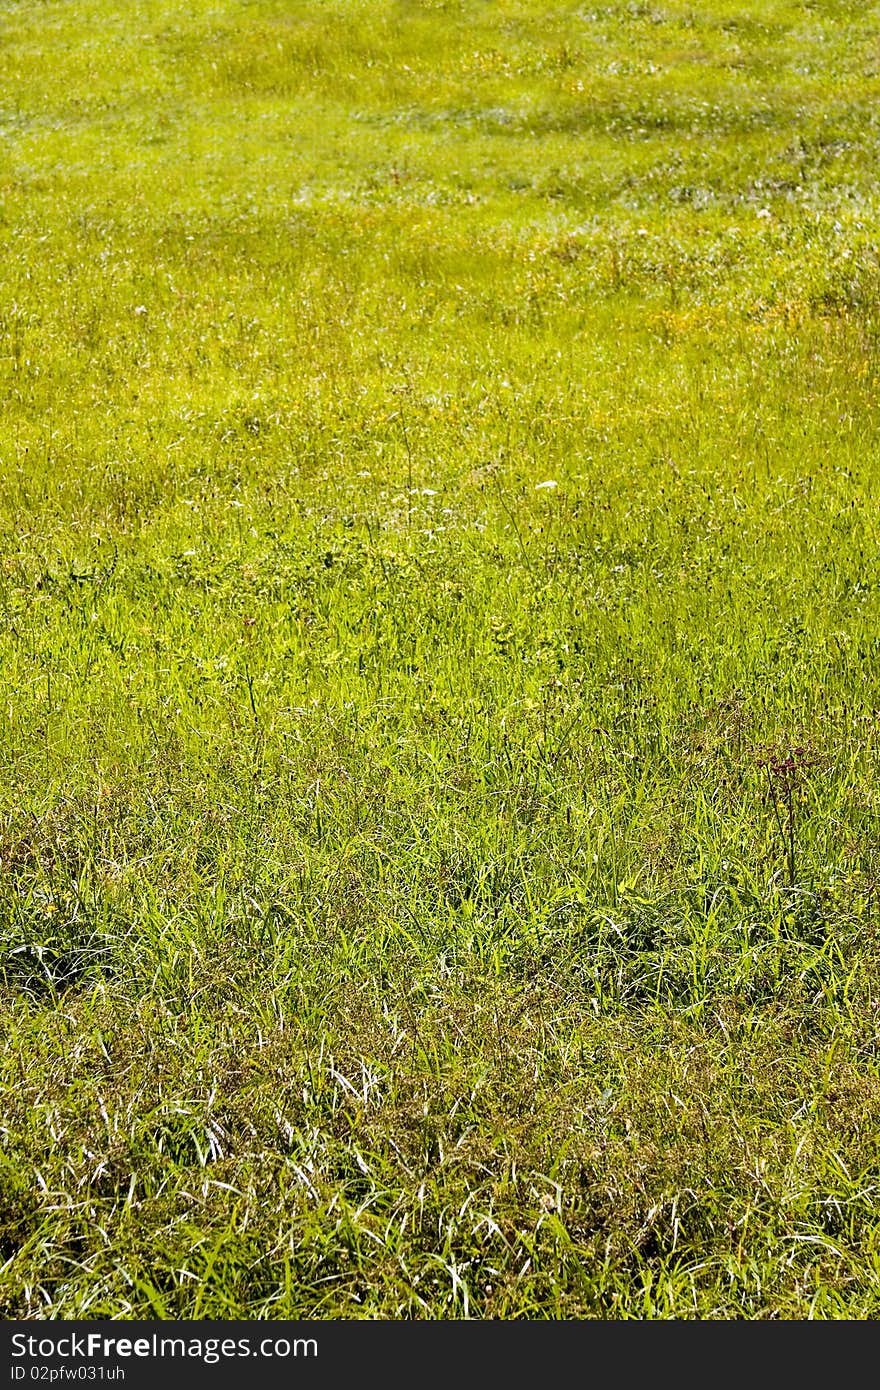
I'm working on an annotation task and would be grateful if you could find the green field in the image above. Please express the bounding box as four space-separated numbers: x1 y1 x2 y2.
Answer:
2 0 880 1319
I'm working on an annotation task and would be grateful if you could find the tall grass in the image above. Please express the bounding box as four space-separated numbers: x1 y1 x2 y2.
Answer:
1 0 880 1317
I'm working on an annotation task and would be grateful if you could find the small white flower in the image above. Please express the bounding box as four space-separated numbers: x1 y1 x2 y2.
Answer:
535 479 558 490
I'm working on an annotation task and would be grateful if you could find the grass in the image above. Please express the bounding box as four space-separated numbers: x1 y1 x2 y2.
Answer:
1 0 880 1318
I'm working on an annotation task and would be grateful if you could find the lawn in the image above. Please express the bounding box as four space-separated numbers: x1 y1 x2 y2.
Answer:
2 0 880 1318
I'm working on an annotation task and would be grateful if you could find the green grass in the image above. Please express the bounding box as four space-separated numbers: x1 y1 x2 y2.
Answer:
2 0 880 1318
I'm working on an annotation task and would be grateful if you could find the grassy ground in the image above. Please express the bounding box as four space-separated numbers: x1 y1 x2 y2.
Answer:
1 0 880 1318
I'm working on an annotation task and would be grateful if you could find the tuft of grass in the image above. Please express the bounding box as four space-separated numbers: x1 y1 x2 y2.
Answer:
1 0 880 1318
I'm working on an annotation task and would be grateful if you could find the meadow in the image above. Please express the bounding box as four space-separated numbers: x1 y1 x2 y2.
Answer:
1 0 880 1318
